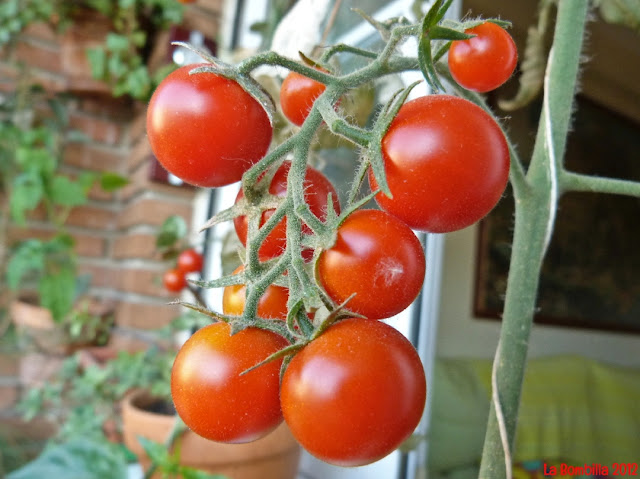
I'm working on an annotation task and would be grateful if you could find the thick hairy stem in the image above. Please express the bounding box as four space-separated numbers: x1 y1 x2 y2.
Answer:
478 2 589 477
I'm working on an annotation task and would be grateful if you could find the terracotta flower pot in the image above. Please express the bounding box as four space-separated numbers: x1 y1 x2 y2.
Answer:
121 390 301 479
10 300 68 355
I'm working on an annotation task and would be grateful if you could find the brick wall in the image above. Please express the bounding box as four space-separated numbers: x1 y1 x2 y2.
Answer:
0 0 223 414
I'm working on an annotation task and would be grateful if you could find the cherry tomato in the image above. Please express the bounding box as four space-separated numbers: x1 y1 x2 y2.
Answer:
223 266 289 320
369 94 510 233
146 63 272 187
234 162 340 260
280 70 327 126
316 209 425 319
171 322 288 443
177 248 203 274
163 268 187 293
281 317 426 466
448 22 518 93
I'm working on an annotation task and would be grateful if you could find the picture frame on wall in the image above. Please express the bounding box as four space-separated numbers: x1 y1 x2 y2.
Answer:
473 95 640 334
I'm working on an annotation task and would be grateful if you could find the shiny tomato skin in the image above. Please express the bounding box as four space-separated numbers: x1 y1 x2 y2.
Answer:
317 209 425 319
281 318 426 466
370 95 509 233
234 162 340 260
177 248 203 274
163 268 187 293
223 266 289 320
171 322 288 443
448 22 518 93
280 71 327 126
146 63 272 187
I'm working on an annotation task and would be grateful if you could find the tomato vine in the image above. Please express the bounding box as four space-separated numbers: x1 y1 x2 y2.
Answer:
145 0 640 475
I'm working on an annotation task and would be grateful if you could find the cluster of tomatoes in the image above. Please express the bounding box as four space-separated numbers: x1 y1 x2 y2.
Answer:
162 248 204 293
146 21 516 467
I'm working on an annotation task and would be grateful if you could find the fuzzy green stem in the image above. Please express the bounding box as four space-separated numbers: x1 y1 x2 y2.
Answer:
478 2 589 477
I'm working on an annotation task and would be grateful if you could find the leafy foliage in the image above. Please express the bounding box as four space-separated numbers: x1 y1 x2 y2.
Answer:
6 438 128 479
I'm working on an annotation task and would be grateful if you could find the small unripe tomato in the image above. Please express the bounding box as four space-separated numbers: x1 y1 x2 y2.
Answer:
177 248 203 274
163 268 187 293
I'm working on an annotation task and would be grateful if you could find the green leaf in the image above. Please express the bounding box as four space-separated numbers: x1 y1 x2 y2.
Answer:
137 436 171 467
10 172 44 223
6 240 45 290
50 175 88 207
15 146 56 174
6 438 127 479
100 171 129 191
86 47 107 79
180 467 230 479
595 0 640 32
428 25 473 41
105 33 130 52
39 266 76 322
156 215 188 249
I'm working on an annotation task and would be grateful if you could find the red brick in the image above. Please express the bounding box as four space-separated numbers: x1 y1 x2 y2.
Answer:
114 301 181 330
182 9 220 40
112 233 160 260
77 96 134 120
0 352 20 376
79 263 170 299
0 385 19 411
15 39 61 74
68 110 126 146
119 160 197 202
196 0 225 12
119 267 171 298
63 142 126 172
127 136 154 172
7 226 106 257
0 416 57 441
66 204 118 230
129 108 148 143
117 197 193 229
22 22 59 43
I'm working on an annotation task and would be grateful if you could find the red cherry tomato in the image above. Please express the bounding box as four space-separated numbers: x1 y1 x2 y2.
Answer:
448 22 518 93
317 209 425 319
234 162 340 261
146 63 272 187
163 268 187 293
369 94 510 233
222 266 289 320
177 248 203 274
171 322 288 443
280 71 327 126
281 318 426 466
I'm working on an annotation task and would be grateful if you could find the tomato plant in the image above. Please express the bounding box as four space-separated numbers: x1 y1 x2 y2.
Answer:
177 248 203 274
234 162 340 260
171 322 288 443
448 22 518 93
316 209 425 319
222 266 289 320
280 318 426 466
146 64 272 187
163 268 187 293
280 71 327 126
369 95 510 233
